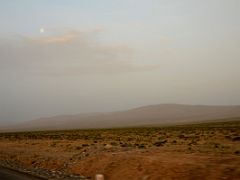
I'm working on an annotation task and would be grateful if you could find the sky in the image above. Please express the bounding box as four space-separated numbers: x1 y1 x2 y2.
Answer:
0 0 240 125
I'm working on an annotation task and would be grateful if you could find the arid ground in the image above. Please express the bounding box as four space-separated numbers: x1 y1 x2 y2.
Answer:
0 119 240 180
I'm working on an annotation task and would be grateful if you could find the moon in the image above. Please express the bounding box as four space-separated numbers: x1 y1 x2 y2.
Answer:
40 28 45 33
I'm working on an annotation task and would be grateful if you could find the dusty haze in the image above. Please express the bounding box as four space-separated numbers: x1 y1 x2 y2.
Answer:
2 104 240 131
0 1 240 126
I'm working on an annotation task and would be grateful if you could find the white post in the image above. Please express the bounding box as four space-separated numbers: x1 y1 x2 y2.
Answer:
95 174 105 180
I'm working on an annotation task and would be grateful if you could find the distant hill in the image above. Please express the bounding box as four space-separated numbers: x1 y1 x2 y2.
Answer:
2 104 240 131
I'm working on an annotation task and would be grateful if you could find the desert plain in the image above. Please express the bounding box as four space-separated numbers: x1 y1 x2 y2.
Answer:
0 119 240 180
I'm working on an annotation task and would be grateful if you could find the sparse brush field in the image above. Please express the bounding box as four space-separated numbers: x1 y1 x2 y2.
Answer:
0 119 240 179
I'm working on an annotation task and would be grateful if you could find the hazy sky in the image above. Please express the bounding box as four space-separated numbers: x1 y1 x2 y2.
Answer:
0 0 240 125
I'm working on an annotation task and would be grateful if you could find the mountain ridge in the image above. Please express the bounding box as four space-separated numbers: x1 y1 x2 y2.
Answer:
1 104 240 132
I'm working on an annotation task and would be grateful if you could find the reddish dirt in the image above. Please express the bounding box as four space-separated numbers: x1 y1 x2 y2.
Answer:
0 121 239 179
0 140 239 179
69 150 240 180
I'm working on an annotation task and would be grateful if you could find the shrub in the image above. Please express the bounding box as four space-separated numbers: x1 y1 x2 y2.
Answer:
232 136 240 141
234 150 240 155
82 144 89 147
153 139 167 147
138 144 146 149
110 142 118 146
76 146 82 150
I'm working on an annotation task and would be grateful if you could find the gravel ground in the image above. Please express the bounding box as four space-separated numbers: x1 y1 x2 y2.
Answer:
0 160 88 180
